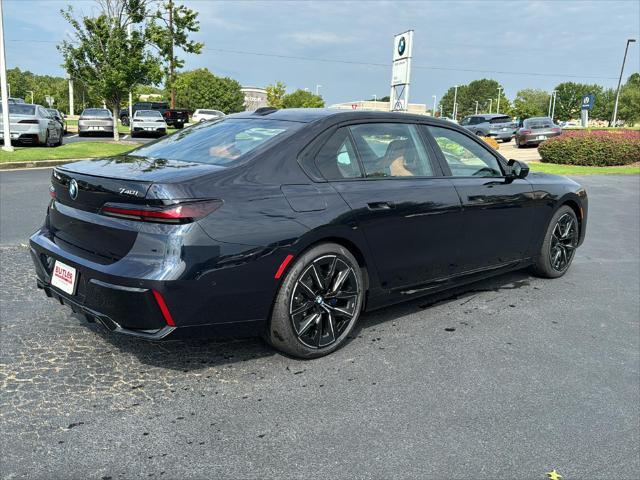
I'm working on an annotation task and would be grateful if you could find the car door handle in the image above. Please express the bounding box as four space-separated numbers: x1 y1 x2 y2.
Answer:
367 201 395 210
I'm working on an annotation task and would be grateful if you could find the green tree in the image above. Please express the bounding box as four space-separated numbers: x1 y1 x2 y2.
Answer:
147 0 203 109
512 89 551 119
553 82 603 122
282 89 325 108
266 81 286 109
590 88 615 123
440 79 510 120
59 1 161 140
173 68 244 113
618 73 640 126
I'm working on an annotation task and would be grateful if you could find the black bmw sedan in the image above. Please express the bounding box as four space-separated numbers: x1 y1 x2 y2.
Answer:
30 108 588 358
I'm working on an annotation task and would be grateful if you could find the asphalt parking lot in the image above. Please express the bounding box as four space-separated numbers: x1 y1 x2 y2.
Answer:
0 171 638 479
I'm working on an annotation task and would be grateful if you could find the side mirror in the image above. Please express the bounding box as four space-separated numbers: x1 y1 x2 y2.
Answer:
507 159 529 179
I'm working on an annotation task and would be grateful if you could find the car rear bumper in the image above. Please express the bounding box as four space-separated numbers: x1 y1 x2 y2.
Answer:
0 124 44 143
520 132 561 144
28 217 278 340
78 123 114 133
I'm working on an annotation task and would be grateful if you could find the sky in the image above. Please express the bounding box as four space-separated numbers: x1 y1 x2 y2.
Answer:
4 0 640 106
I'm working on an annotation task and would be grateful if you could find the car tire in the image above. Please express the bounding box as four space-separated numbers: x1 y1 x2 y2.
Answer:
56 130 63 146
266 243 365 359
502 137 511 143
531 205 579 279
515 137 521 148
475 130 484 136
175 124 184 129
43 131 53 148
121 117 130 127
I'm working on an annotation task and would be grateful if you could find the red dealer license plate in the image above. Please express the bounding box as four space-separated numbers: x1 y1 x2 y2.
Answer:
51 260 77 295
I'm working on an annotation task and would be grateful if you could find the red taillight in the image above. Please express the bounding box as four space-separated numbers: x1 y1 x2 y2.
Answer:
520 129 532 134
100 200 222 223
163 111 170 118
152 290 175 326
19 119 39 124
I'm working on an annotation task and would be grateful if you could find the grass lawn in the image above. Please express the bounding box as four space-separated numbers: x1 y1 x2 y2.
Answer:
530 162 640 175
0 142 138 163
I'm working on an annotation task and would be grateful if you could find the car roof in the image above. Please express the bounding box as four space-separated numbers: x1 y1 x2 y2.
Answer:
230 108 454 126
470 113 511 119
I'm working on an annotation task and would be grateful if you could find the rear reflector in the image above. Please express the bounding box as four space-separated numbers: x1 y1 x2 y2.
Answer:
274 254 294 279
101 200 222 224
152 290 175 326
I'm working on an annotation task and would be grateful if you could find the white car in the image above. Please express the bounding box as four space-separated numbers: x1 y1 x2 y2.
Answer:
130 110 168 137
0 103 63 146
192 109 225 122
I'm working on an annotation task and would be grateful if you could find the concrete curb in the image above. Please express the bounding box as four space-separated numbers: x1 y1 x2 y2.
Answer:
0 158 88 170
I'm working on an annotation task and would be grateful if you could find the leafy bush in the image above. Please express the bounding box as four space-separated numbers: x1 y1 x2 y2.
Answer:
538 130 640 166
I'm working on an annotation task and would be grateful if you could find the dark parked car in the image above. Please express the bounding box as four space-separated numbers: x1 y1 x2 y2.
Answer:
515 117 562 148
120 101 190 129
30 109 588 358
459 114 517 142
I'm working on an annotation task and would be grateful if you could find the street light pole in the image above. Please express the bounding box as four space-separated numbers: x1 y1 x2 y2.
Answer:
452 85 458 120
496 87 502 114
432 95 437 117
548 91 553 117
475 101 479 114
551 90 557 121
26 90 33 104
315 84 322 96
0 0 14 152
611 38 636 127
488 99 492 114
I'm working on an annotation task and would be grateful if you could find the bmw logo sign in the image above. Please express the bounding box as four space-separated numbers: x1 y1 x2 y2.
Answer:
398 36 406 56
69 179 78 200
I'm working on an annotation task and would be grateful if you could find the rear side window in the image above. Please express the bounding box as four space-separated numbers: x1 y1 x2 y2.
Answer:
350 123 435 177
489 116 512 124
315 128 362 180
128 118 301 167
428 126 503 177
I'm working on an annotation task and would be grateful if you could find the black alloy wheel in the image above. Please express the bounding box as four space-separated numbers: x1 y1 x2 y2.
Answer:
531 205 579 278
549 213 578 272
267 243 364 358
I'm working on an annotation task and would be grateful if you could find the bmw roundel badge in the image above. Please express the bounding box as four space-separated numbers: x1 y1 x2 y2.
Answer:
69 179 78 200
398 36 406 56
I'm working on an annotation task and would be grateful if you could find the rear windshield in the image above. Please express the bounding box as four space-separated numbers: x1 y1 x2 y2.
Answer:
489 116 512 124
82 109 111 117
524 117 554 128
199 110 222 115
0 104 36 115
128 118 301 166
135 110 162 118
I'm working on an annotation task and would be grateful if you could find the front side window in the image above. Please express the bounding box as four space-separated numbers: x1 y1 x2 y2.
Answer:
129 118 301 167
315 128 362 180
349 123 434 178
428 126 503 177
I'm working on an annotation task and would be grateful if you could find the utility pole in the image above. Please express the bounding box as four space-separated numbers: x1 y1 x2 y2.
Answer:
67 74 74 116
432 95 437 116
315 84 322 96
0 0 14 152
496 87 502 114
27 90 33 104
475 101 479 114
168 0 176 109
611 38 636 127
452 85 458 120
128 24 133 121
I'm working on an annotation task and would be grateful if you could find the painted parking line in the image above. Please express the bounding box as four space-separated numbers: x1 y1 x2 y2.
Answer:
122 135 129 140
67 134 78 138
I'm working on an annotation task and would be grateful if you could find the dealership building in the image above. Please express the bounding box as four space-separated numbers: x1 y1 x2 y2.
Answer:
241 87 268 111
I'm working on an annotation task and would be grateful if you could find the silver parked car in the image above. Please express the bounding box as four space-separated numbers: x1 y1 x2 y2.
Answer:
0 103 63 146
78 108 114 136
515 117 562 148
130 110 168 138
459 114 517 142
192 109 225 122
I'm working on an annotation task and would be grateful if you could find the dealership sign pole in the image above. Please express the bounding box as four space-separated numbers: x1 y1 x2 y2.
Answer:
0 0 14 152
390 30 413 112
